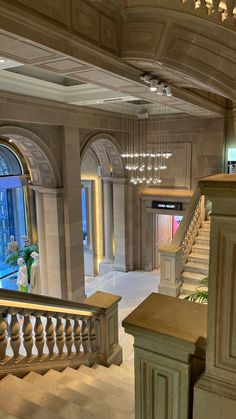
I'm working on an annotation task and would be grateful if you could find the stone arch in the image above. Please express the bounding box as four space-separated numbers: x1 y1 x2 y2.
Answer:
81 132 125 178
0 126 61 187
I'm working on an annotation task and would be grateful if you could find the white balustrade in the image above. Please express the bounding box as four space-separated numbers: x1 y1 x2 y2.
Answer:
0 290 122 377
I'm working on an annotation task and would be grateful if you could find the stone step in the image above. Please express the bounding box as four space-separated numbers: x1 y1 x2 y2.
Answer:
192 243 210 255
43 369 134 416
188 252 209 265
195 236 210 245
181 283 200 296
92 364 134 384
0 409 18 419
81 364 134 389
0 380 60 419
0 374 94 419
63 367 134 396
184 262 209 276
24 371 130 419
181 271 207 286
198 229 210 237
202 221 210 229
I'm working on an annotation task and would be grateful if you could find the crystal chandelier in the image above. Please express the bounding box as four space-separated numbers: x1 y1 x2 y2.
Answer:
121 106 172 185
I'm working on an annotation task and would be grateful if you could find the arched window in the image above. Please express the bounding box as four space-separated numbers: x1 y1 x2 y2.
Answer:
0 144 27 279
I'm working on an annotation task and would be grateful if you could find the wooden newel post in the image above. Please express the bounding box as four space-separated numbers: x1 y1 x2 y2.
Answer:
84 291 122 366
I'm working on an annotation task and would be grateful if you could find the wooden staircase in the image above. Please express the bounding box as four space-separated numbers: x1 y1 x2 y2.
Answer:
180 219 210 296
0 364 134 419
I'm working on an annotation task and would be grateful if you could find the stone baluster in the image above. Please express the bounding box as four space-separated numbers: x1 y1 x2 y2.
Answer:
34 315 45 360
196 0 208 14
210 0 223 20
22 315 33 362
89 317 97 353
65 318 73 358
73 318 81 356
10 313 21 363
81 318 89 354
225 0 236 24
182 0 196 9
55 317 64 359
0 313 8 364
46 317 55 360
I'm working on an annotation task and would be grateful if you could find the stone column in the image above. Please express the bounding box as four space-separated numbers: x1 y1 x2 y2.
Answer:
113 177 132 272
33 187 66 299
193 173 236 419
103 178 114 262
34 188 48 296
99 177 114 274
63 127 85 302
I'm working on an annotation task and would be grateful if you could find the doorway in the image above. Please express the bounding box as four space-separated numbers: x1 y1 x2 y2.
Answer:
155 214 183 268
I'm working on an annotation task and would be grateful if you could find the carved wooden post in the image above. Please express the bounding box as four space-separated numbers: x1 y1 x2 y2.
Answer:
83 291 122 366
73 318 81 356
65 318 73 358
34 315 45 360
89 317 97 353
55 317 64 359
81 318 89 354
22 315 33 361
46 317 55 360
10 313 21 363
0 313 8 364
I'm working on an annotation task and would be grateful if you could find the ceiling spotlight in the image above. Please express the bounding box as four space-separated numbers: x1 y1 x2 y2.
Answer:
8 139 13 143
0 58 6 63
157 83 165 95
165 86 172 97
150 79 158 91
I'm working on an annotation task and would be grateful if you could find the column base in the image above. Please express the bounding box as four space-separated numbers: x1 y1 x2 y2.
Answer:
99 344 123 367
158 280 182 297
113 263 130 272
99 261 114 275
193 373 236 419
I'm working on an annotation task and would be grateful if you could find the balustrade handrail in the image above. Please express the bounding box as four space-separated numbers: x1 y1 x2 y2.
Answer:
0 289 101 317
171 186 201 247
124 0 236 26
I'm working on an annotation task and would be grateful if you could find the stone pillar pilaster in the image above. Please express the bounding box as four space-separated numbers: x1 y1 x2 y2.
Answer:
193 173 236 419
103 178 114 262
113 177 132 272
33 187 65 299
63 127 85 302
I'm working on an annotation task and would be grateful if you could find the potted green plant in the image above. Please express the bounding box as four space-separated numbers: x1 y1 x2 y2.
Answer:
184 277 208 304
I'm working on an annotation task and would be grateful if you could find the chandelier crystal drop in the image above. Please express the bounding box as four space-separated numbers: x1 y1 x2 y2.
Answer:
121 105 173 185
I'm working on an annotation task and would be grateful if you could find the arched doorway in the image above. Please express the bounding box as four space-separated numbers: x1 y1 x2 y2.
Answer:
81 133 133 276
0 126 64 298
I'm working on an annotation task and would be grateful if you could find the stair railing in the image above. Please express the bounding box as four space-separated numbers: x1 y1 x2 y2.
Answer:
158 186 205 297
0 289 122 378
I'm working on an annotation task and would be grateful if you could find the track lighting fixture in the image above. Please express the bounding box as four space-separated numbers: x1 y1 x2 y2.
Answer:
140 73 172 97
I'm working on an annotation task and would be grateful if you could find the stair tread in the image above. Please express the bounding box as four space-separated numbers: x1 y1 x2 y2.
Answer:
192 244 209 250
63 367 134 395
24 371 132 419
185 262 209 271
1 374 96 419
79 365 134 388
92 364 134 383
181 271 206 280
188 252 209 260
43 370 134 414
0 383 61 419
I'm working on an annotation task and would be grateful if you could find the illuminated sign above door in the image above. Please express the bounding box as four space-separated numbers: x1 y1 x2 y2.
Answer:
152 201 183 211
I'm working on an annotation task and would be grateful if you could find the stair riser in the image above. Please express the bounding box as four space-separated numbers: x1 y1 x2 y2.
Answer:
184 266 208 275
188 256 209 265
195 238 210 245
192 247 209 255
198 231 210 237
181 277 204 286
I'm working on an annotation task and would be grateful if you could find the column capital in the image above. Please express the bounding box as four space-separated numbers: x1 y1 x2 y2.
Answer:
29 185 64 196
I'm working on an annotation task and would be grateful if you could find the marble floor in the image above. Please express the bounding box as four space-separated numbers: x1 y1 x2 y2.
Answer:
85 270 160 363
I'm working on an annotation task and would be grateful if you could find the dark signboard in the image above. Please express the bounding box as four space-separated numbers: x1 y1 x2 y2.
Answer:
152 201 183 211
